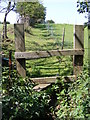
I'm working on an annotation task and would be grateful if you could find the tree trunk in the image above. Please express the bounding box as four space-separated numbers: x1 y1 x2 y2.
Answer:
2 14 8 40
2 1 13 40
1 1 15 40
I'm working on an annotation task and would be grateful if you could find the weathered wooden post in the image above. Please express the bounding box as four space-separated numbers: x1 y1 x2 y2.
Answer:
88 25 90 76
88 0 90 76
73 25 84 75
14 24 26 77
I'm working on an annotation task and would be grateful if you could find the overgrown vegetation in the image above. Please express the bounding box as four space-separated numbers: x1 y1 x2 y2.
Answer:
56 63 90 119
1 23 89 119
2 67 52 120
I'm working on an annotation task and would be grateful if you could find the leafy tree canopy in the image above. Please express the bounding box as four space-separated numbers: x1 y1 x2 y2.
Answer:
46 20 55 23
16 1 46 24
77 0 88 13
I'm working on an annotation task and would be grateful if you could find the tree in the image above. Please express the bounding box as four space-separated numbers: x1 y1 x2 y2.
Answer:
46 20 55 24
77 0 88 13
16 1 46 26
77 0 89 24
0 0 16 39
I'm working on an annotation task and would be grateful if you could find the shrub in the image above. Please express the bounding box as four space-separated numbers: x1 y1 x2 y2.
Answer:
0 21 2 24
56 63 90 119
2 67 51 120
1 21 10 24
46 20 55 24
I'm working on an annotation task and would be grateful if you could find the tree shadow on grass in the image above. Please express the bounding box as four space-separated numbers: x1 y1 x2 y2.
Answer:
34 24 47 30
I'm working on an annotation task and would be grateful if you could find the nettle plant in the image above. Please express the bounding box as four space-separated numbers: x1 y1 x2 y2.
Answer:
2 67 51 120
56 63 90 119
2 64 89 119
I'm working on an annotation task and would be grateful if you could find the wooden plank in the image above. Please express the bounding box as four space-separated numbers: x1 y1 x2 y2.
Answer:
14 24 26 77
33 84 50 92
15 49 84 59
31 76 57 84
31 75 76 84
73 25 84 75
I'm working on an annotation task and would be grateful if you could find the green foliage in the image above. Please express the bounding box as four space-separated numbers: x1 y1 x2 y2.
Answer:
2 65 90 119
30 66 42 77
77 0 88 13
6 21 10 24
16 1 46 26
0 21 2 24
56 63 90 119
2 67 51 119
0 21 10 24
25 26 32 34
1 23 89 119
46 20 55 23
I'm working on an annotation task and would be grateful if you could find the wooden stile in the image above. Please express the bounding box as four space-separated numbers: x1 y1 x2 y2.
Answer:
73 25 84 75
14 24 84 89
14 24 26 77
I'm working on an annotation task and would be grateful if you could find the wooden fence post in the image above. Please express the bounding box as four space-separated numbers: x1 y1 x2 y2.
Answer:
14 24 26 77
88 25 90 76
73 25 84 75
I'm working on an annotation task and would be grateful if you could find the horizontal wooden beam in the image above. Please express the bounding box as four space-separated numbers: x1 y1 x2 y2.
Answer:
15 49 84 60
31 75 76 84
31 76 57 84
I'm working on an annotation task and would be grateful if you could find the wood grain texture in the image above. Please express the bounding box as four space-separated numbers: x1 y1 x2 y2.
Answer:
33 84 50 92
14 24 26 77
32 75 76 91
31 75 76 84
15 49 84 59
73 25 84 75
88 25 90 76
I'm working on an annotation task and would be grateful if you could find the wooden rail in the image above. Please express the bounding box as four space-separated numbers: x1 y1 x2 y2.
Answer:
31 75 76 84
15 49 84 60
32 75 76 91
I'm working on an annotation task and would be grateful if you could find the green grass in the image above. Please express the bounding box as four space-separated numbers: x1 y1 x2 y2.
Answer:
25 24 73 51
1 23 88 78
24 23 74 77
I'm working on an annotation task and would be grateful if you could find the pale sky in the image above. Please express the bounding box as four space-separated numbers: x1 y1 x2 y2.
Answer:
0 0 88 24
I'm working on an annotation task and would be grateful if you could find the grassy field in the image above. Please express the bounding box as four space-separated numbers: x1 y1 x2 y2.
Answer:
1 23 88 78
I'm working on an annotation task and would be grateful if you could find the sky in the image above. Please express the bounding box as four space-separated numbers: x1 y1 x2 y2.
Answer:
0 0 88 25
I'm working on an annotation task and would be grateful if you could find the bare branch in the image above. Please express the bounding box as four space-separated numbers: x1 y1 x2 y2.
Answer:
5 1 16 15
0 0 16 13
1 0 16 39
0 7 7 12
